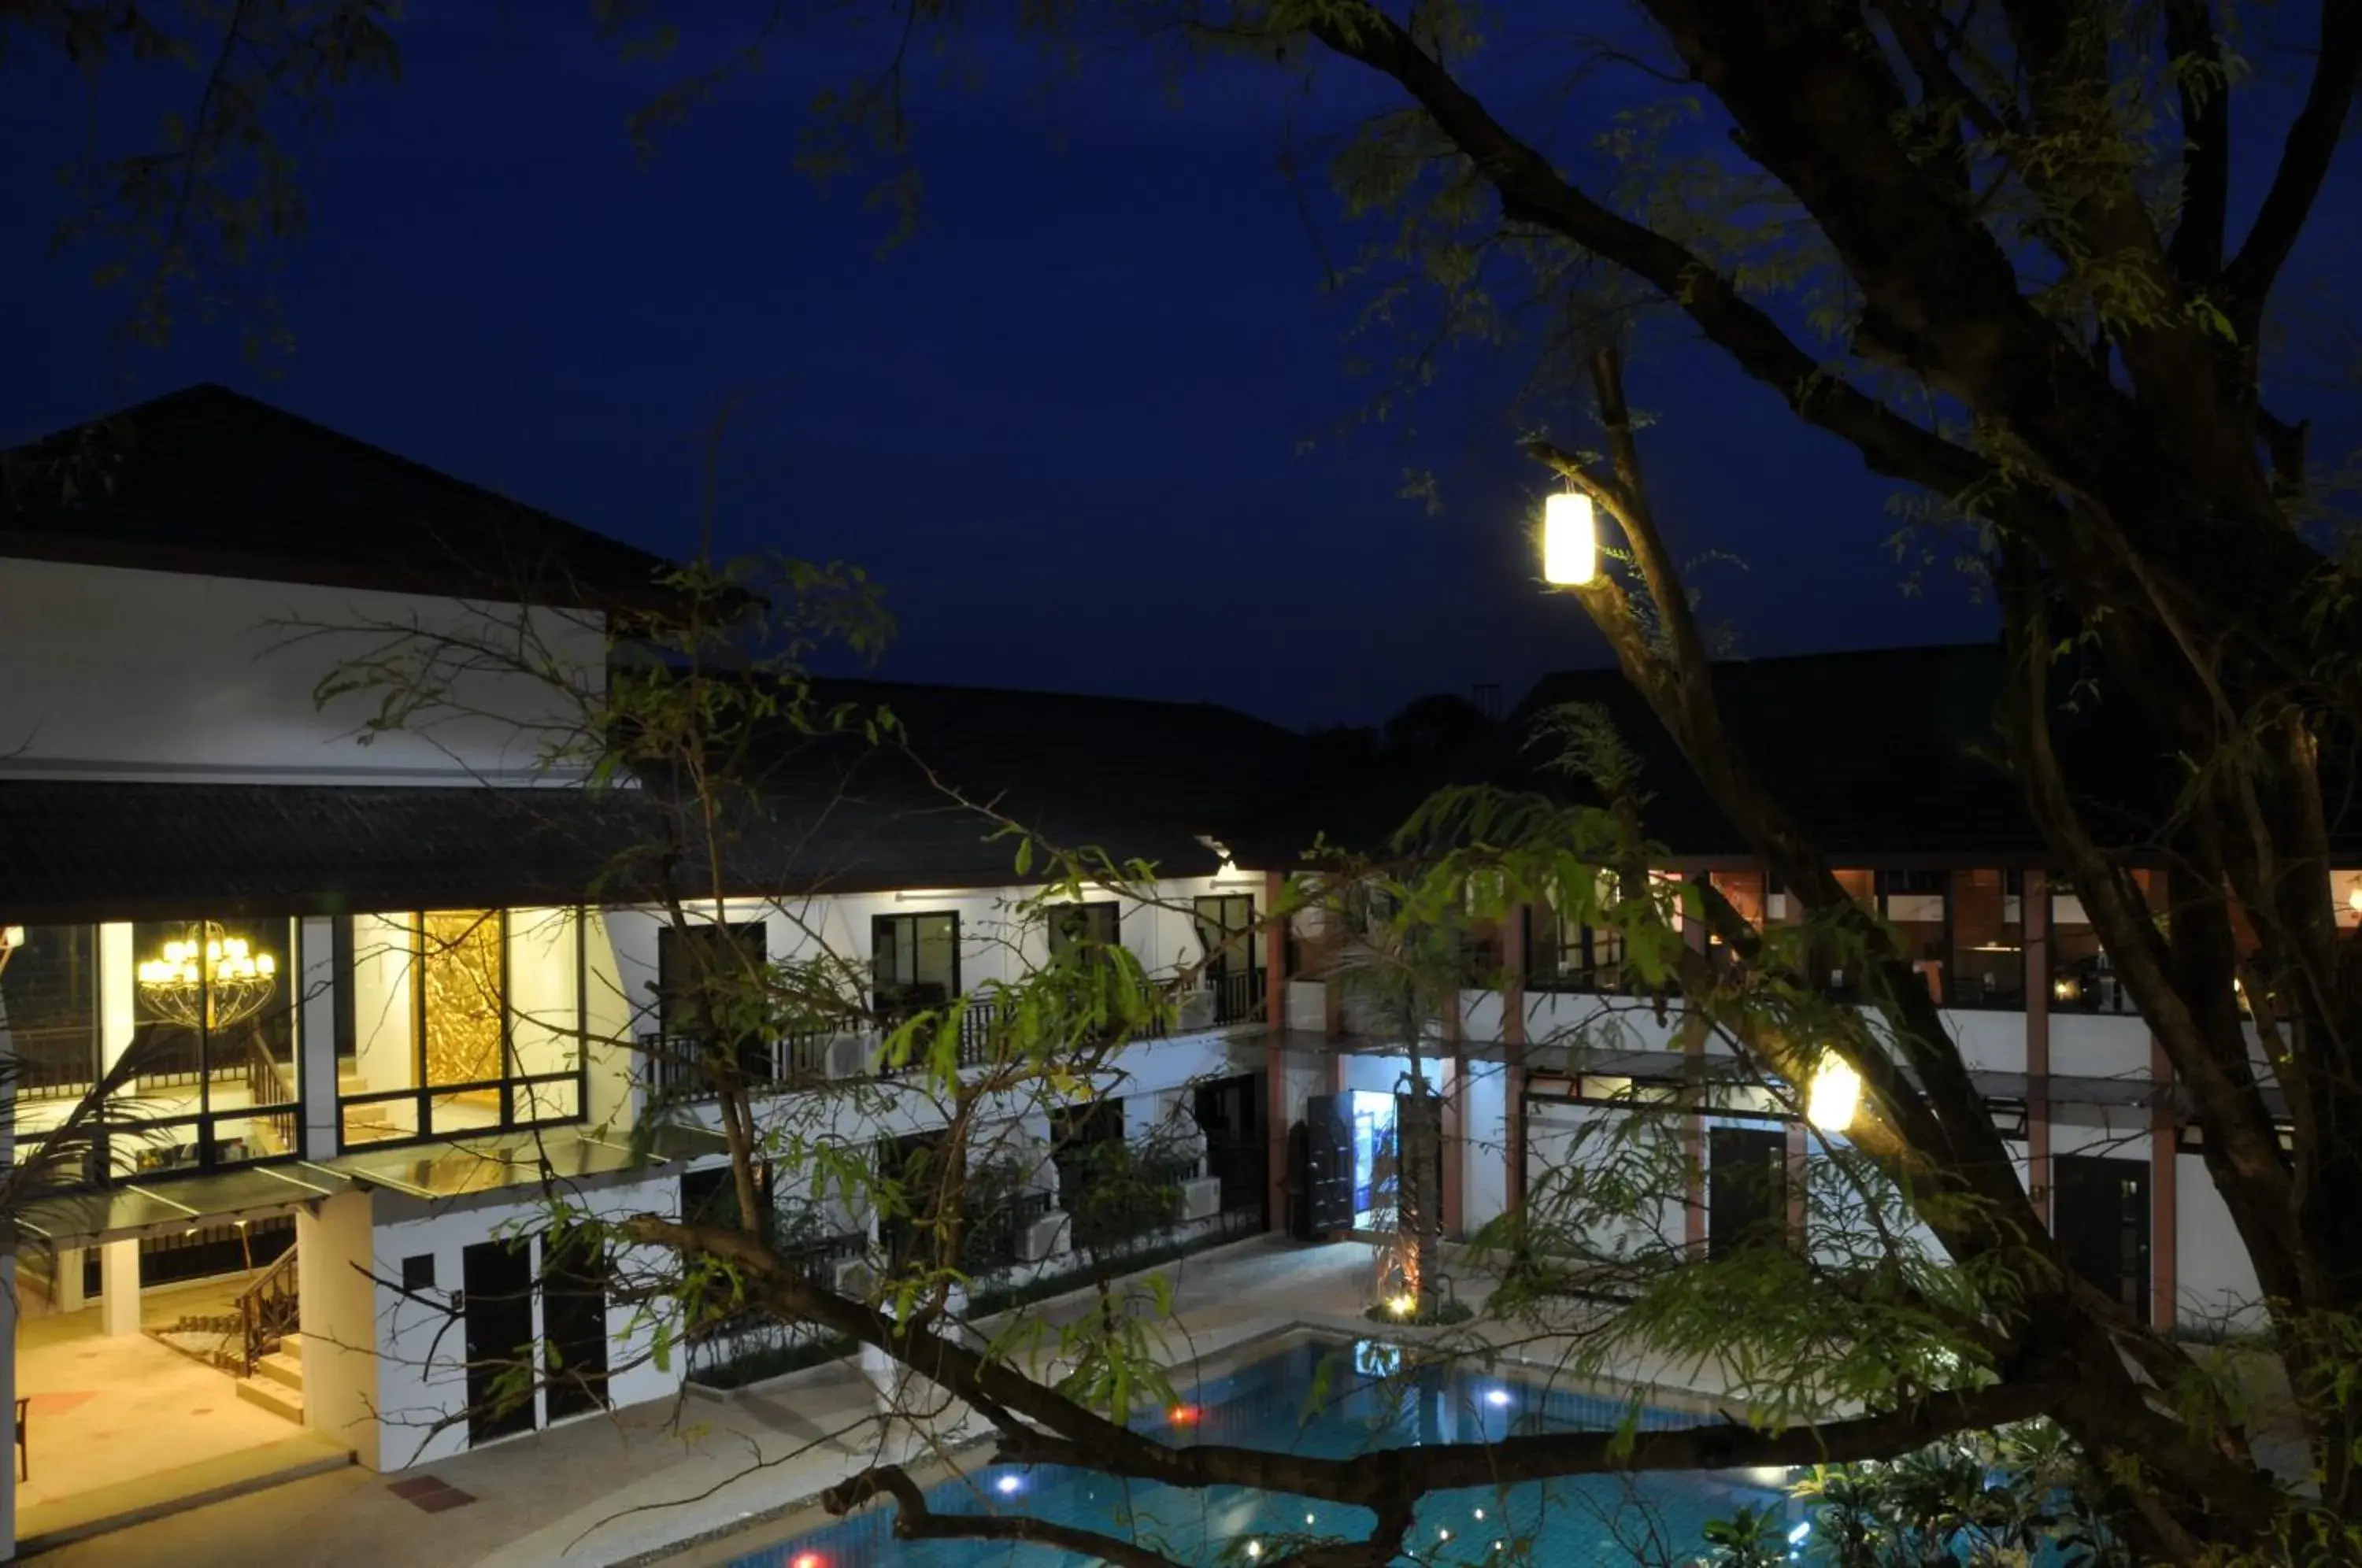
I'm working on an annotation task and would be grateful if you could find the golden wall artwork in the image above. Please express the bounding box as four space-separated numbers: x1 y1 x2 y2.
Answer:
421 910 503 1089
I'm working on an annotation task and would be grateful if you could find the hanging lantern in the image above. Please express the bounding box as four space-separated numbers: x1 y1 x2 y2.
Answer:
1806 1053 1862 1133
1542 491 1597 586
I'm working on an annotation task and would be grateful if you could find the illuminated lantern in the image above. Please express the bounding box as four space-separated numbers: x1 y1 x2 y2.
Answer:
1806 1054 1863 1133
1542 492 1597 586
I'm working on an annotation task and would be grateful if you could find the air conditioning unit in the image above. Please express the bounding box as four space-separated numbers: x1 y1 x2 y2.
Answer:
1179 1177 1222 1222
1176 989 1216 1031
1018 1211 1072 1263
830 1256 874 1296
825 1033 873 1082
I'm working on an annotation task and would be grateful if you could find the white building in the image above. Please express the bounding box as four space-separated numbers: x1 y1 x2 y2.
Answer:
2 386 2346 1558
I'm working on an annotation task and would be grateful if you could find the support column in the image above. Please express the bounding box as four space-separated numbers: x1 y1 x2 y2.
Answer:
2024 869 2052 1227
1439 1056 1464 1238
1683 898 1709 1256
1263 871 1290 1235
2145 869 2176 1332
1264 1042 1289 1237
300 915 343 1158
2152 1035 2179 1333
2 1253 15 1561
1501 903 1528 1217
52 1247 87 1312
99 1239 140 1337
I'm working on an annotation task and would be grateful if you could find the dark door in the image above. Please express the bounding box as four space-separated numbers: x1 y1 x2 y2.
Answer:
657 923 772 1081
462 1239 538 1445
1298 1095 1354 1237
2053 1154 2151 1323
541 1232 611 1423
1194 1074 1267 1226
1707 1127 1789 1260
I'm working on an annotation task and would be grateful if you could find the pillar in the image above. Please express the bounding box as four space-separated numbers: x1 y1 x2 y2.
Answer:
52 1247 87 1313
2023 869 2052 1226
1501 904 1527 1215
1263 871 1290 1233
2 1253 16 1560
1683 896 1709 1256
2146 870 2176 1331
1439 1056 1464 1238
99 1239 140 1337
300 915 342 1158
2152 1035 2179 1332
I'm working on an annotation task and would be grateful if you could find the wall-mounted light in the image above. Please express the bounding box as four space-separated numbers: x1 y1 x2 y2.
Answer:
1806 1054 1862 1133
1542 492 1597 586
1 925 24 950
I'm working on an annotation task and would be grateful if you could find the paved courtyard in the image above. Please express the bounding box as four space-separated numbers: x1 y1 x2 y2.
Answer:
15 1276 348 1549
30 1237 1710 1568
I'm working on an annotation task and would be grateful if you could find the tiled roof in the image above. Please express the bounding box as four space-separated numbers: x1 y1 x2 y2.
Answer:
0 679 1316 921
1224 642 2246 865
0 782 663 923
0 384 678 606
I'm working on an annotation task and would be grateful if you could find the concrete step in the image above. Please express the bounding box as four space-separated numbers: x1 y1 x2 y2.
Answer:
280 1332 303 1363
256 1349 305 1390
237 1376 304 1423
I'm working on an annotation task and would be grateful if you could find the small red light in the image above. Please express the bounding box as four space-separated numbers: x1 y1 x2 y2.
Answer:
793 1554 824 1568
1169 1404 1199 1426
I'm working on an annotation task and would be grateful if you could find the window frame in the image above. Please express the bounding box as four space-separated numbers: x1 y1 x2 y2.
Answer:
335 906 590 1155
872 910 962 1021
5 918 306 1189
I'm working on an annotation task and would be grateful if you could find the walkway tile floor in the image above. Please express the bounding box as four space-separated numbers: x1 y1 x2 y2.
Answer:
34 1238 1705 1568
15 1274 342 1546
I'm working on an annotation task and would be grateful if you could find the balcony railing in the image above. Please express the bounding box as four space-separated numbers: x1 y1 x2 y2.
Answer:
1209 968 1268 1026
642 1030 839 1100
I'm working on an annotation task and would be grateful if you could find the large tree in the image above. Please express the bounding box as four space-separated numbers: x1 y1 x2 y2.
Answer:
18 2 2362 1562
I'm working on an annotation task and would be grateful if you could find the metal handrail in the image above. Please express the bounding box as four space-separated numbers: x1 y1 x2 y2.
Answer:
235 1243 300 1378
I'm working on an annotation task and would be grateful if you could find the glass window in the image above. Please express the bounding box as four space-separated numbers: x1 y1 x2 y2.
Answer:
1191 895 1263 1023
1950 869 2023 1008
873 912 959 1020
89 918 302 1178
3 924 102 1185
1527 893 1623 993
2049 871 2154 1013
1777 870 1875 999
1879 870 1949 1003
340 908 584 1150
1046 902 1120 962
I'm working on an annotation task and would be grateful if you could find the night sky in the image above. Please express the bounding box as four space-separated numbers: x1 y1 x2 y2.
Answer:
6 8 2354 728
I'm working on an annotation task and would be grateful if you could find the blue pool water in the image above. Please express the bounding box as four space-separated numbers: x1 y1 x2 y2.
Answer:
724 1337 1782 1568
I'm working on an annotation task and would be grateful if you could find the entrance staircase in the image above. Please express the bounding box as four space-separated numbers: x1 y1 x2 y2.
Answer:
153 1244 305 1423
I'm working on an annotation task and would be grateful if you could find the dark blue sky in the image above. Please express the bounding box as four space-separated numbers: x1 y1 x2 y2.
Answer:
6 7 2353 727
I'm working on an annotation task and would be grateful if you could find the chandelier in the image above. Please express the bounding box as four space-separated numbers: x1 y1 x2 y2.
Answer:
136 921 279 1030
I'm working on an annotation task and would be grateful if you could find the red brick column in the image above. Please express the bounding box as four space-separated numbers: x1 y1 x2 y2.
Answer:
1264 870 1289 1234
2024 868 2052 1228
1502 903 1528 1215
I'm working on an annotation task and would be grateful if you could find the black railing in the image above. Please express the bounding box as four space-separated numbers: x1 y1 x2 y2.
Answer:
237 1244 301 1377
780 1229 869 1289
1210 968 1268 1026
962 1188 1055 1273
642 1030 839 1100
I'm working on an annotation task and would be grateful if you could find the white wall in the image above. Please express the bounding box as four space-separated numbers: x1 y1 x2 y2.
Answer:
1458 989 1505 1046
368 1173 683 1470
1524 1096 1685 1260
1944 1009 2027 1075
2175 1153 2266 1334
1461 1060 1510 1233
0 558 605 785
2049 1013 2153 1082
298 1189 383 1468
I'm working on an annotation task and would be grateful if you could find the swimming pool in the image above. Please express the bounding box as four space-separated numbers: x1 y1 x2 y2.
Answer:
720 1335 1783 1568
